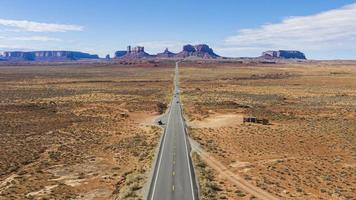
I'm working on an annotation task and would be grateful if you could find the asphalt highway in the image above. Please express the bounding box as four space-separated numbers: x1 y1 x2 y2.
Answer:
147 62 198 200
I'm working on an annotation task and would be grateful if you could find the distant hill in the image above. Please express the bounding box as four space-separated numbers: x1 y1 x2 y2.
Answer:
262 50 306 60
114 44 220 60
1 47 308 62
176 44 220 59
2 51 99 61
115 51 127 58
114 46 152 59
156 48 176 58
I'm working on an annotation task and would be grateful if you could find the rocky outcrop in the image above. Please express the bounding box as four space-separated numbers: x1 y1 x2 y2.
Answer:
262 50 306 59
176 45 195 58
156 48 176 58
176 44 219 58
114 44 219 60
183 45 196 52
115 46 152 59
3 51 36 61
115 51 127 58
3 51 99 61
35 51 99 60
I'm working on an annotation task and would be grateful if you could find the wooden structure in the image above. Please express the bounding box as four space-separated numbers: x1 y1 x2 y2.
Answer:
243 117 269 125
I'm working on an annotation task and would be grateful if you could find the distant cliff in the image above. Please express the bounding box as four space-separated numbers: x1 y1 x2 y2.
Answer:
3 51 99 61
156 48 176 58
114 44 219 60
115 51 127 58
262 50 306 59
176 44 220 59
3 52 36 61
115 46 152 59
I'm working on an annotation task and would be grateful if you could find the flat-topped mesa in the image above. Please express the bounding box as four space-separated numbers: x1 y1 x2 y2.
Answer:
3 51 36 61
115 51 127 58
176 44 220 58
262 50 306 59
115 45 152 59
34 51 99 61
0 54 6 61
3 51 99 61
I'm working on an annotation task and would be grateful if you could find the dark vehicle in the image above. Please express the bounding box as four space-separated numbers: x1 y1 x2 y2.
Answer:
158 120 164 125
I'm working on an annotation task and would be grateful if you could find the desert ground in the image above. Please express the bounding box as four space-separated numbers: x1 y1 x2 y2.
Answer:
180 60 356 200
0 60 355 200
0 61 173 199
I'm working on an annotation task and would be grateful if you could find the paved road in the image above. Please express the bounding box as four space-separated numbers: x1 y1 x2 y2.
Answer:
147 62 198 200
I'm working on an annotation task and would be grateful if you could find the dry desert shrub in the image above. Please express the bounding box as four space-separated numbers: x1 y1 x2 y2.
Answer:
0 62 173 199
181 61 356 200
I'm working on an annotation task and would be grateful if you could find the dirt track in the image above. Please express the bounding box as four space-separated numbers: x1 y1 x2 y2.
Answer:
190 138 279 200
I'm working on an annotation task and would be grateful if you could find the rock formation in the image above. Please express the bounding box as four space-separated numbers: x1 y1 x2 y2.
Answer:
114 44 219 60
114 46 152 59
262 50 306 59
176 44 219 58
3 51 99 61
156 48 176 58
115 51 127 58
176 45 195 58
3 51 36 61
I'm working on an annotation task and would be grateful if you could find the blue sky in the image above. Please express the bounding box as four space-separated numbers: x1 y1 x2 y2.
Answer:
0 0 356 59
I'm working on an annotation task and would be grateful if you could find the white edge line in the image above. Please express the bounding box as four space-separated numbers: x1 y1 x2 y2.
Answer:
177 63 196 200
150 70 175 200
181 116 196 200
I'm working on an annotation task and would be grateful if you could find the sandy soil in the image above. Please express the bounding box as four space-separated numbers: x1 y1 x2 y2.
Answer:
191 138 278 200
181 61 356 200
1 60 355 200
189 113 243 128
0 62 173 200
